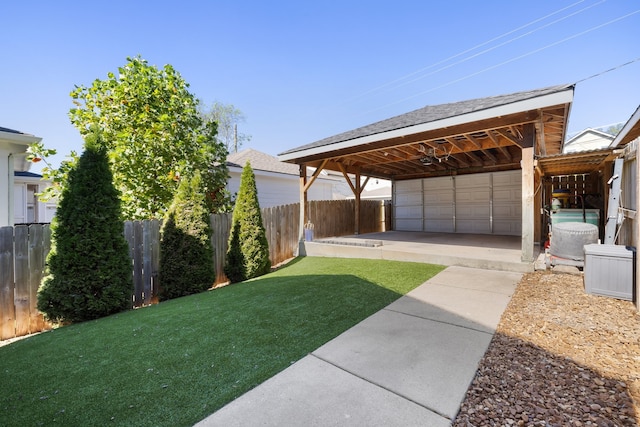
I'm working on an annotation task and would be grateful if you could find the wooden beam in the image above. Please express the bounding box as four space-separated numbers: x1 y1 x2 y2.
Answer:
303 159 329 192
487 131 512 160
463 134 498 163
338 163 357 195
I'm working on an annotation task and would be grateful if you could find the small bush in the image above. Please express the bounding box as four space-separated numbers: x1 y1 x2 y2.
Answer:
37 130 133 323
159 171 215 300
224 162 270 282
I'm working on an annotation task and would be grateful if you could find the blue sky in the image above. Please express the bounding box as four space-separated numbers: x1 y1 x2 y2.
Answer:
2 0 639 171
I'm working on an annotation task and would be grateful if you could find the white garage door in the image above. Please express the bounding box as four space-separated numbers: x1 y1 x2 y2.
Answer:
394 179 423 231
394 170 521 235
423 176 454 232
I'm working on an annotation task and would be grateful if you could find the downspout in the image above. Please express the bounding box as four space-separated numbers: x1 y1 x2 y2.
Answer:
7 153 14 226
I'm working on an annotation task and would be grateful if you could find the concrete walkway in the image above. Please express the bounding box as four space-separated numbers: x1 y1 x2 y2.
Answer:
195 266 522 427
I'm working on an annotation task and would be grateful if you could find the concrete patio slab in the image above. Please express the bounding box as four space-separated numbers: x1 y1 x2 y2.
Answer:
303 231 537 273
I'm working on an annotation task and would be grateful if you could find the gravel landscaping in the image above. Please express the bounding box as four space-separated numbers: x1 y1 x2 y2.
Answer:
453 270 640 426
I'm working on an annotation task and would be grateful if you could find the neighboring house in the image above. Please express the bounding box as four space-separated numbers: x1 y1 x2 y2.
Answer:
0 126 42 227
226 148 348 208
563 128 614 153
14 171 57 224
346 179 392 201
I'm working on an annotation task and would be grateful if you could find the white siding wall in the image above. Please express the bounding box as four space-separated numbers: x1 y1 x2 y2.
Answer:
227 170 337 208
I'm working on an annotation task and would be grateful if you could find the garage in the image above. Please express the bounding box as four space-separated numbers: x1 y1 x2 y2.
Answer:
394 170 521 235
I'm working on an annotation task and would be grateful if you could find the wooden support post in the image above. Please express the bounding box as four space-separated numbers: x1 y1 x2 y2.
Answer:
355 168 361 235
299 164 307 243
521 147 535 262
636 140 640 312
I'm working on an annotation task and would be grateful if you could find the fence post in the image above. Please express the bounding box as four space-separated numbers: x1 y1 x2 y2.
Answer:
13 226 29 337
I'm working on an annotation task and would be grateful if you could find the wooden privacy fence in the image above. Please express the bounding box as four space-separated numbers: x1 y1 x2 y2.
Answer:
0 199 388 340
0 224 52 340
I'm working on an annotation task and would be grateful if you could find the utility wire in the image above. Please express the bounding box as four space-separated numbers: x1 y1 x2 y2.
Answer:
361 8 640 116
386 0 606 92
575 57 640 84
337 0 596 105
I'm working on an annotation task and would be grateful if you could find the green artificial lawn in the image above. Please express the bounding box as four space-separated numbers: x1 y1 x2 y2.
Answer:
0 257 444 426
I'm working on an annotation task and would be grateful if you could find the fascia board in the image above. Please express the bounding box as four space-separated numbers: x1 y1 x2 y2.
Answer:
0 131 42 147
279 88 573 162
610 104 640 147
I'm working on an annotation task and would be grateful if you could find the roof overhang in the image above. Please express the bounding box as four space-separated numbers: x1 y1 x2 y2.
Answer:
611 104 640 148
278 85 574 181
537 148 618 177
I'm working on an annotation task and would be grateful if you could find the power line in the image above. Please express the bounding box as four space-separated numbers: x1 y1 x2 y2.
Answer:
575 57 640 84
359 0 606 99
336 0 597 106
360 8 640 116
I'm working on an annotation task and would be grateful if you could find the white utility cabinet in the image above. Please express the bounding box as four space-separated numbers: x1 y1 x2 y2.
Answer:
584 244 635 301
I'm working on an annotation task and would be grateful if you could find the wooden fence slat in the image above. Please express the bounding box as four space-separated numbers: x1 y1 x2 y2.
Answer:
132 221 143 307
13 226 29 337
28 225 47 332
40 225 52 331
142 220 152 306
0 227 16 340
150 219 160 304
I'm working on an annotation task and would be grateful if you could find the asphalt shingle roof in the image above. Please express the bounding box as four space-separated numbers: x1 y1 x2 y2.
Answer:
279 84 573 156
227 148 300 175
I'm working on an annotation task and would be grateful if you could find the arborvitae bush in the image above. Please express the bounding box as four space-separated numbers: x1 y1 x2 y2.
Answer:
159 171 215 300
224 162 270 283
223 221 246 283
37 131 133 323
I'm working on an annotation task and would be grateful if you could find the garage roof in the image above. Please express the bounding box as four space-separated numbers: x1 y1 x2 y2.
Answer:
280 84 574 180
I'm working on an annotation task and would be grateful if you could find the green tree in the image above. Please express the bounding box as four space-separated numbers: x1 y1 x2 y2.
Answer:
224 162 270 282
223 221 246 283
68 55 229 219
37 130 133 324
200 101 251 153
159 171 215 300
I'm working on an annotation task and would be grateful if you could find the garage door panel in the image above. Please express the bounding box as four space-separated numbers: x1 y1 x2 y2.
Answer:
423 176 454 191
424 205 454 218
425 219 454 232
396 206 422 218
396 219 422 231
396 180 422 193
396 192 422 206
457 219 491 234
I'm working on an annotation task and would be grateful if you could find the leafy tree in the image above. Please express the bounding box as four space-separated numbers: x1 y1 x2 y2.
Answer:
224 162 270 282
26 143 78 202
68 55 229 219
604 123 624 137
200 102 251 153
159 171 215 300
37 130 133 324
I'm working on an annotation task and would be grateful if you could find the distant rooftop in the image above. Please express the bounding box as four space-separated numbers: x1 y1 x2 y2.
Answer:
227 148 299 175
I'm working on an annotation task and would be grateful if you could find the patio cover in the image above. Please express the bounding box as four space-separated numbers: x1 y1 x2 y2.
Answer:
279 84 580 262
